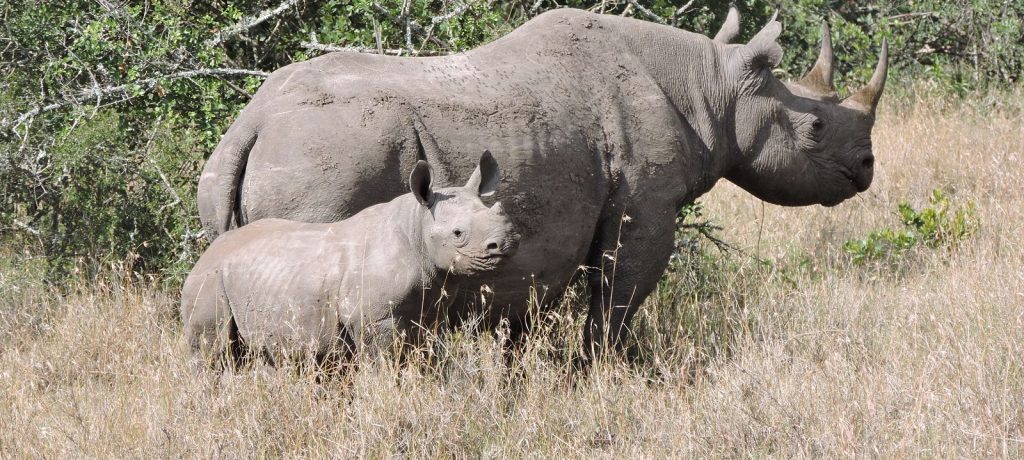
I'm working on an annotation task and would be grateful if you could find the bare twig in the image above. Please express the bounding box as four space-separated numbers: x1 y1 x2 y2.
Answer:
432 2 472 25
679 221 737 253
373 18 384 55
206 0 301 46
674 0 696 17
220 78 254 99
302 42 370 53
885 11 937 21
140 116 182 214
371 2 452 50
626 0 666 25
669 0 696 26
12 219 40 236
402 0 414 54
529 0 545 15
4 68 270 131
301 41 452 56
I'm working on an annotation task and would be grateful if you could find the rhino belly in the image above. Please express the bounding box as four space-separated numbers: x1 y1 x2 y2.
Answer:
222 243 343 358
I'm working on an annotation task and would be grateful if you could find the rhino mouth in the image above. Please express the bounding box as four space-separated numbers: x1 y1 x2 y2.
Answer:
822 171 861 207
840 163 872 193
822 197 846 207
455 252 511 274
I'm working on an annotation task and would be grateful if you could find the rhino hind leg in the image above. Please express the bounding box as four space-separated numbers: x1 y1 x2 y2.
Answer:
182 277 250 371
184 313 249 371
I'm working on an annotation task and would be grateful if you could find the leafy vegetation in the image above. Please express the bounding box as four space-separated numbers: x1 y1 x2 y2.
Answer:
844 188 978 265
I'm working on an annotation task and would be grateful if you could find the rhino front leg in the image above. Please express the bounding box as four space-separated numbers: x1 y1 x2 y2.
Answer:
355 316 408 361
583 209 676 360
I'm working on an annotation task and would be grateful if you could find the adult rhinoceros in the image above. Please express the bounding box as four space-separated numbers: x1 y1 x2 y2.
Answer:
197 8 888 356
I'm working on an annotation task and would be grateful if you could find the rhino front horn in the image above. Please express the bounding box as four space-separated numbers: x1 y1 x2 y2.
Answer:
798 20 835 95
844 38 889 114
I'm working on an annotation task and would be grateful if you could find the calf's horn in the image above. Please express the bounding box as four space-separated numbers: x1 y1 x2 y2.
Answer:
798 20 835 94
843 38 889 114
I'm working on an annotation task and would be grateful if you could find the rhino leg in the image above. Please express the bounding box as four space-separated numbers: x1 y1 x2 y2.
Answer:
181 274 246 370
354 316 404 360
582 208 676 360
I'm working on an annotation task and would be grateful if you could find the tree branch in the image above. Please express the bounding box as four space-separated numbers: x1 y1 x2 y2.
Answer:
301 41 451 56
529 0 545 15
371 2 452 50
3 68 271 131
626 0 666 25
206 0 302 46
669 0 696 26
432 2 472 25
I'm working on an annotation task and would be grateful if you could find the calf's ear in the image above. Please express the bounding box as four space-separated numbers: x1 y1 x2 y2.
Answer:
409 160 433 207
465 150 500 197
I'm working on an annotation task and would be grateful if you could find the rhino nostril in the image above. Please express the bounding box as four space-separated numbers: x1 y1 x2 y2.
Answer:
862 156 875 169
487 242 499 252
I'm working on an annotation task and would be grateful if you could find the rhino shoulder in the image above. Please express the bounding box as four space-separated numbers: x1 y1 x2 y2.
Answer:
501 8 616 46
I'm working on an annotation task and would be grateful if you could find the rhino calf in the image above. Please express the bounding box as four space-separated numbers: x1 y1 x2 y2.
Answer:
180 152 517 365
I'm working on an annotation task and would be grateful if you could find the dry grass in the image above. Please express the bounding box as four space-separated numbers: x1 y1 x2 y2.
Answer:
2 95 1023 457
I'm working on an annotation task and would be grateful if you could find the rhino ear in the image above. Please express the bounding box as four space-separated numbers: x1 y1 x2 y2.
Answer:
729 20 784 93
409 160 433 207
712 6 741 44
747 20 784 71
465 150 500 197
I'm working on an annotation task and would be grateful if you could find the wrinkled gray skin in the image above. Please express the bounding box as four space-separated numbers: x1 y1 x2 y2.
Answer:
197 8 888 355
181 152 518 363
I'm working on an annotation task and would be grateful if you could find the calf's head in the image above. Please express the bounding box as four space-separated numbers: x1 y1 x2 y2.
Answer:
410 151 519 275
720 16 888 207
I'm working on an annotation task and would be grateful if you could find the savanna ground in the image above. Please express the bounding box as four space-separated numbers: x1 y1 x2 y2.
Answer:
1 93 1022 457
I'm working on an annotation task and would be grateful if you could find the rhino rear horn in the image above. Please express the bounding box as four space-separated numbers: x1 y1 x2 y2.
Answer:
712 6 741 44
465 150 500 197
843 38 889 114
798 20 835 94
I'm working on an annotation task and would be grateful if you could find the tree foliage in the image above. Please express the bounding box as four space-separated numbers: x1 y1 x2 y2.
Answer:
1 0 1020 280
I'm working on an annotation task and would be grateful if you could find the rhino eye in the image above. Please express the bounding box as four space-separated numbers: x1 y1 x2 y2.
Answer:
811 119 824 131
451 228 468 247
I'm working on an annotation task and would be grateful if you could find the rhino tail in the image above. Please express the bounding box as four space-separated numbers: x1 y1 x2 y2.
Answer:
198 113 259 241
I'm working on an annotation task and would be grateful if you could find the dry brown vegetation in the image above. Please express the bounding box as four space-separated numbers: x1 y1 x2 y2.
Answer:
1 95 1022 457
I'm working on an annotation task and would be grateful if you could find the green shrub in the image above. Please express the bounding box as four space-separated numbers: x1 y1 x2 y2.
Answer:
844 189 978 265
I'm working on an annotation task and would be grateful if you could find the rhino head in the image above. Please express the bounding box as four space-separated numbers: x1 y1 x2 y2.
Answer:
716 11 888 207
409 151 519 275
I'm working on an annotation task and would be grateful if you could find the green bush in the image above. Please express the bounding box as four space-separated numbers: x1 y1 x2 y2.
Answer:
844 189 979 265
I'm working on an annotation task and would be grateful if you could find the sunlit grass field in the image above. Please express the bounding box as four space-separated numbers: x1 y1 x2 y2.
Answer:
1 94 1022 457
